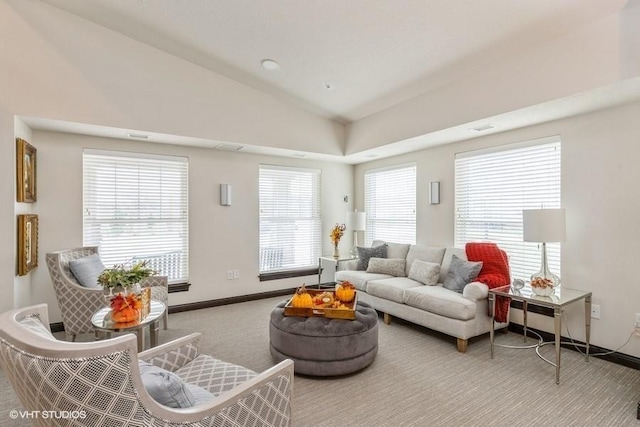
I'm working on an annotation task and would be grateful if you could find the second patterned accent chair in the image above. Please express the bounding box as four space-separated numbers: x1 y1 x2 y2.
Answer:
46 246 169 341
0 304 294 427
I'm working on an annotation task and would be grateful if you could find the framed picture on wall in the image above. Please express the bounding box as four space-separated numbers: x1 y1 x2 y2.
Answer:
16 138 37 203
17 214 38 276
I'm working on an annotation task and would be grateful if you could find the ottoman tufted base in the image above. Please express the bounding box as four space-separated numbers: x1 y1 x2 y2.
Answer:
269 300 379 376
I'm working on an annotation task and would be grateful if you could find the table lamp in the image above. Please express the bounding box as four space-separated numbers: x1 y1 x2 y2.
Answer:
346 210 366 258
523 208 565 290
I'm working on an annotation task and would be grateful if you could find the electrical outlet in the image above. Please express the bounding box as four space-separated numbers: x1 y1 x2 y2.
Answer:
590 304 600 319
233 270 240 279
227 270 233 280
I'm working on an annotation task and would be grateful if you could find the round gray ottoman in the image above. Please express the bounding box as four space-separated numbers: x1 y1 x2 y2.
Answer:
269 300 378 376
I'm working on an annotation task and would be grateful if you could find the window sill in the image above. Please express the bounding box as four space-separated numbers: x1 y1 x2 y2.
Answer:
259 268 320 282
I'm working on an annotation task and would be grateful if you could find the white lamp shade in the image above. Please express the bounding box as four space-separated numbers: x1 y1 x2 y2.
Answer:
523 208 566 242
346 211 366 231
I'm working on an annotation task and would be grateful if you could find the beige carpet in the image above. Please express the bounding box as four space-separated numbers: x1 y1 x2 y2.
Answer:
2 296 640 426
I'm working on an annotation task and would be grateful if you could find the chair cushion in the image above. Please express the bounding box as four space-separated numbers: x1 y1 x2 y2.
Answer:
69 254 105 288
138 360 213 408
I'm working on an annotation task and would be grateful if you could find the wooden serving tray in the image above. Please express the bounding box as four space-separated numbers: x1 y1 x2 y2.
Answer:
284 289 358 320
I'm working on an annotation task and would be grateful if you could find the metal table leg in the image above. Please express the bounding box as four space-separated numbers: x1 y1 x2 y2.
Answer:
554 308 562 384
585 295 591 361
489 293 496 358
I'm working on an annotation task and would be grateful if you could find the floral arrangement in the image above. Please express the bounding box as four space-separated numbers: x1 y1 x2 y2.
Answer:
330 223 347 246
97 260 156 291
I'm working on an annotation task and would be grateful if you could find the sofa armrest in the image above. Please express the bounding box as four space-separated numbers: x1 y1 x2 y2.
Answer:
463 281 489 301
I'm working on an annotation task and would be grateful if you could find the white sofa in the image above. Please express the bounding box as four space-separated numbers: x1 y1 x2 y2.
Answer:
335 241 508 352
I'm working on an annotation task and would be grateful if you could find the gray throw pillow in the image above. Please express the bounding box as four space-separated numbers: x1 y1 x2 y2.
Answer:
69 254 106 288
19 316 56 341
357 244 388 271
366 258 406 277
138 360 213 408
408 260 441 286
442 255 483 293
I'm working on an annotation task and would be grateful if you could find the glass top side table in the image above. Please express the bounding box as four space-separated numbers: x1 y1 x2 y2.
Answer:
489 284 592 384
92 300 166 352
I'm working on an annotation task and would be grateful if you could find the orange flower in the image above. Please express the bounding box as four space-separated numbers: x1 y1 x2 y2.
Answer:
330 223 346 245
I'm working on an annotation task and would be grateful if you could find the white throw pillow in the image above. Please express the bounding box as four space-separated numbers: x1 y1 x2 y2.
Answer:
408 260 441 286
366 258 406 277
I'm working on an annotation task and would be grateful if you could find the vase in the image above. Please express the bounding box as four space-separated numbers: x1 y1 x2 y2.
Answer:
333 243 340 258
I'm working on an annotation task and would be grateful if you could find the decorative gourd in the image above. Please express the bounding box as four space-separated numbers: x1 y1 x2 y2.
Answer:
291 284 313 308
335 281 356 302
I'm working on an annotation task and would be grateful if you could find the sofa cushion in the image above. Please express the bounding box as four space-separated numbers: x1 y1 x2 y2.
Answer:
403 286 477 320
335 270 392 291
357 245 388 270
405 245 446 276
69 254 106 288
367 278 423 303
408 260 441 286
442 255 483 293
372 241 411 260
439 247 467 283
366 258 406 277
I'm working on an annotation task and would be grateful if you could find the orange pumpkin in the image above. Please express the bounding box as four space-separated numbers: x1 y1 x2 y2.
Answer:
335 281 356 302
291 284 313 308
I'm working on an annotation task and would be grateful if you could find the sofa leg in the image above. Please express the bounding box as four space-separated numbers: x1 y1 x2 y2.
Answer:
383 313 391 325
456 338 468 353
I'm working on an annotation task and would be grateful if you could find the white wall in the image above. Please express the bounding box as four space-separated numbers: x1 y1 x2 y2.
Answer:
355 99 640 358
346 2 640 154
0 0 346 315
30 130 353 323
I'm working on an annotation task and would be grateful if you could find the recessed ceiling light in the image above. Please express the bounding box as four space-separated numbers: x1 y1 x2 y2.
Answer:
366 154 379 158
471 124 496 132
292 153 306 158
261 59 280 71
323 82 334 90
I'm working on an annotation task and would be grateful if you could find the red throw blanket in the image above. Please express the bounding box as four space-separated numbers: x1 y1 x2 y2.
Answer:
465 242 510 323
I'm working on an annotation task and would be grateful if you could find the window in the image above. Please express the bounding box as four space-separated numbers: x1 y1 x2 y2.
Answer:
83 149 189 284
259 165 321 276
364 164 417 246
454 137 561 280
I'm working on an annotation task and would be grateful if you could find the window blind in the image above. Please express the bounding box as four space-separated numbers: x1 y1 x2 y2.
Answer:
364 164 417 246
259 165 321 273
454 138 561 280
83 149 189 284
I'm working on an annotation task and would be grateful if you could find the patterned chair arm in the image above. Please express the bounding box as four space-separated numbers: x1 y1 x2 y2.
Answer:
139 332 202 371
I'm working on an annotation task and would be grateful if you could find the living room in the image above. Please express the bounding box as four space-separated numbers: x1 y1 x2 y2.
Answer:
2 1 640 425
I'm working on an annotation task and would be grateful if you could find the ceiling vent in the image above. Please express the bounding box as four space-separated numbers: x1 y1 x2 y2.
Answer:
215 143 243 151
471 124 496 132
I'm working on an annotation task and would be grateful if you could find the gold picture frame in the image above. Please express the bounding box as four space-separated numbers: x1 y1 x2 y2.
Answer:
18 214 38 276
16 138 37 203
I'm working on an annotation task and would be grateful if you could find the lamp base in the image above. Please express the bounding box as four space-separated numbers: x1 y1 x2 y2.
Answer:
530 242 560 296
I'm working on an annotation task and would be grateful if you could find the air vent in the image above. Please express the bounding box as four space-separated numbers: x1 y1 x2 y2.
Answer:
215 143 243 151
471 124 496 132
127 133 149 139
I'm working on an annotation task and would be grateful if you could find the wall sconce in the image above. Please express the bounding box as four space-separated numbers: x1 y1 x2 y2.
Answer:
220 184 232 206
429 181 440 205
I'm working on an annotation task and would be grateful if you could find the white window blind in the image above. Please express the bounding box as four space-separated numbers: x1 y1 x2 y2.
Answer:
83 149 189 284
454 138 561 280
364 164 417 245
259 165 321 273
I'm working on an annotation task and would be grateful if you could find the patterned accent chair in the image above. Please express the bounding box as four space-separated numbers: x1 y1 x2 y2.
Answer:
46 246 169 341
0 304 294 427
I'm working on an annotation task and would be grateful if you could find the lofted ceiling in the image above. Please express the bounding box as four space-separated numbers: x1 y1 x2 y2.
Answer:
29 0 640 163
